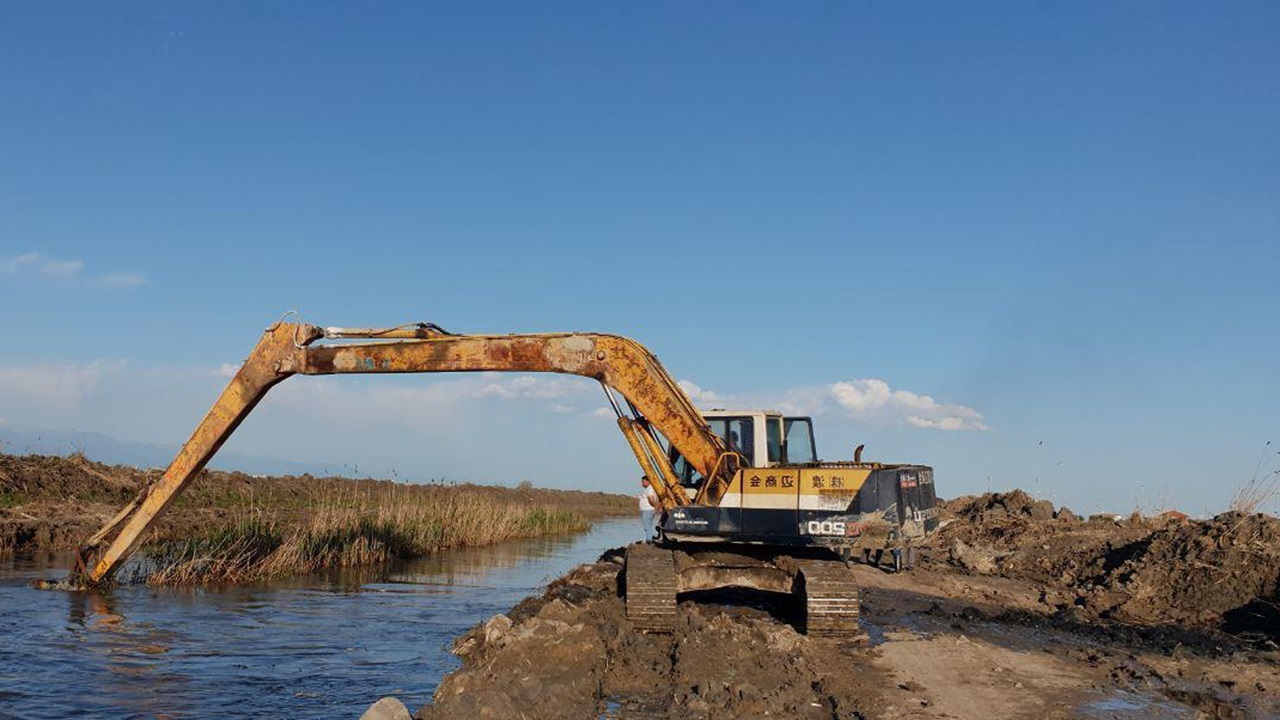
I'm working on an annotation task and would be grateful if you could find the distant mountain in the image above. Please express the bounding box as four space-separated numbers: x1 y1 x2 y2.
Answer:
0 424 337 477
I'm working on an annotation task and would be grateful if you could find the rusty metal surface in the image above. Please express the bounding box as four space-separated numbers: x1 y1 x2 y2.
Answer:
671 550 797 595
299 333 728 486
675 563 794 595
82 322 319 584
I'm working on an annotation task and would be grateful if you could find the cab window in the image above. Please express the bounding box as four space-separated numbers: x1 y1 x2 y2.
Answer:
766 417 783 464
670 452 703 489
707 418 727 444
726 417 754 462
783 418 816 464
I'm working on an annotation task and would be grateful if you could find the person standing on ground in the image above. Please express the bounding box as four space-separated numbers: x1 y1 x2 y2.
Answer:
638 477 659 541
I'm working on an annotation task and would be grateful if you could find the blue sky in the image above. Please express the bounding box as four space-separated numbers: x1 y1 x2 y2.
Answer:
2 3 1277 515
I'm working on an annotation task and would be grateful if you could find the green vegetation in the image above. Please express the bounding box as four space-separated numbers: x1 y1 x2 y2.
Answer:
0 491 27 509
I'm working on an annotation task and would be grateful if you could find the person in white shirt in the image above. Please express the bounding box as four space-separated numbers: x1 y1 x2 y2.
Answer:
637 477 659 541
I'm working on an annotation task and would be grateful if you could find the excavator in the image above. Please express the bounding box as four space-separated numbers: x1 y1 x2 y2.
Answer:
72 320 939 636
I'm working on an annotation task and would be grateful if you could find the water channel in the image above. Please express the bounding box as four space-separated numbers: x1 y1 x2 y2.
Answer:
0 517 641 719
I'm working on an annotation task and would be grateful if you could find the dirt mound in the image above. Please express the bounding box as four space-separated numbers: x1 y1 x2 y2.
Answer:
945 490 1045 521
932 490 1280 642
0 453 144 503
419 548 879 720
1074 512 1280 634
941 490 1076 526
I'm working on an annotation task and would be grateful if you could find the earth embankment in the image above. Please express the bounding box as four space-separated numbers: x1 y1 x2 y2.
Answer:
414 493 1279 720
932 491 1280 641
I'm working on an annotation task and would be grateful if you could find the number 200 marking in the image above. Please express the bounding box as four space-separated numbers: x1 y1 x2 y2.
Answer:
805 520 846 536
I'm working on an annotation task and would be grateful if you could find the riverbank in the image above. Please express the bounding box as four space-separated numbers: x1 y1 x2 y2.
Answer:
410 495 1279 720
0 451 632 582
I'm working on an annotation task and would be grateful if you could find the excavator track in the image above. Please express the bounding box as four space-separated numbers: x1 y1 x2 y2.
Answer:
794 558 861 637
625 544 677 632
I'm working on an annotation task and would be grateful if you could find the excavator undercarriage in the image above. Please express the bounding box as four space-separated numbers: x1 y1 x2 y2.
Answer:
71 319 939 639
623 545 862 637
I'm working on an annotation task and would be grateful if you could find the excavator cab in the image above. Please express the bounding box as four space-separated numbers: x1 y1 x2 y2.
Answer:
702 410 818 468
668 410 817 495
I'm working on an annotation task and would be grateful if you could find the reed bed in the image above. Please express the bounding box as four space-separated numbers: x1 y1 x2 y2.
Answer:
142 483 590 586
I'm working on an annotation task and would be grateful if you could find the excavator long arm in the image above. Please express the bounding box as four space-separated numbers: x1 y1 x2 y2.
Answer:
77 321 736 585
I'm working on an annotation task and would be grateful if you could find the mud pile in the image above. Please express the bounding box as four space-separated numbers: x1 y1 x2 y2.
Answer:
935 491 1150 583
932 492 1280 641
942 489 1070 525
0 452 143 502
419 550 877 720
1074 512 1280 635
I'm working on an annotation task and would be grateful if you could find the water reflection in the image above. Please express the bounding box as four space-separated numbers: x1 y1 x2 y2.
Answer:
0 517 639 719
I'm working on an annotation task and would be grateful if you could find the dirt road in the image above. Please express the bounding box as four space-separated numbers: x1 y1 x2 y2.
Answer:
414 499 1280 720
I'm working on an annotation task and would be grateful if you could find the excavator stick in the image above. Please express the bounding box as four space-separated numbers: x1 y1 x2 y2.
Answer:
74 323 318 585
73 321 733 586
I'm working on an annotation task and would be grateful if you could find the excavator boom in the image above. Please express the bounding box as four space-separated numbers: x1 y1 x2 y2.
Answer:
76 321 736 585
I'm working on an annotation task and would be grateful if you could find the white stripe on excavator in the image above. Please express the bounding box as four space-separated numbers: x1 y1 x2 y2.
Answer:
719 493 851 511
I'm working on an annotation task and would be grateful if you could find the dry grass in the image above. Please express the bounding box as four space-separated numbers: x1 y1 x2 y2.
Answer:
1231 470 1279 515
140 484 590 585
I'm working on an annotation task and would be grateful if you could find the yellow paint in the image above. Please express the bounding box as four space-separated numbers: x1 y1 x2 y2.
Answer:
741 469 800 494
797 468 870 497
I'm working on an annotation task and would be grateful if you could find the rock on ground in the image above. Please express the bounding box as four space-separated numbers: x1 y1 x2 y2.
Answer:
362 697 411 720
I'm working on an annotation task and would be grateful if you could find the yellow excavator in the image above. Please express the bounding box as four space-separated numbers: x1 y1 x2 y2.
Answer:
73 321 939 636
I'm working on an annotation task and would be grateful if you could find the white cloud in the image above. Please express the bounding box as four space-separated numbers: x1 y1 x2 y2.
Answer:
1 252 41 274
678 379 724 405
830 380 989 431
830 379 892 412
0 361 120 410
679 377 988 432
473 375 582 400
1 252 143 289
215 363 240 378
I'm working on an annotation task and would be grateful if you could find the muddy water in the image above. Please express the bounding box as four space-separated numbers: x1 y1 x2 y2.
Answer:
0 518 641 719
